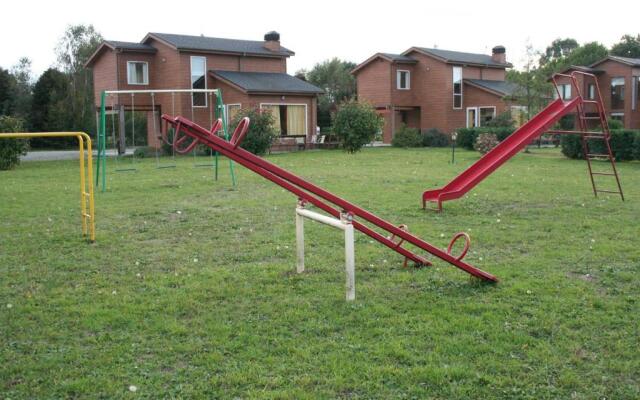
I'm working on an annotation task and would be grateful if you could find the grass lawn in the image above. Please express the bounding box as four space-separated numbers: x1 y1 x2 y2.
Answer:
1 147 639 398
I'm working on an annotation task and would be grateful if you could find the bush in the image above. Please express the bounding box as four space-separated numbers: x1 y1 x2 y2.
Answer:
391 124 422 148
161 127 175 155
133 146 157 158
474 133 499 155
456 127 515 150
230 107 278 155
0 116 29 170
561 130 640 161
422 128 450 147
332 100 383 153
608 118 624 130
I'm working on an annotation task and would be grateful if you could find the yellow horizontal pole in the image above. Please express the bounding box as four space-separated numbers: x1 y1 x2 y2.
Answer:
0 132 96 243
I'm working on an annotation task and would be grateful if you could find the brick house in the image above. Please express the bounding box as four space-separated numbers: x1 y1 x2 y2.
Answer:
553 56 640 129
85 32 323 151
352 46 522 143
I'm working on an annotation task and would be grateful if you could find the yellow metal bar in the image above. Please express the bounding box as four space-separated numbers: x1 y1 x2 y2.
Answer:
0 132 96 243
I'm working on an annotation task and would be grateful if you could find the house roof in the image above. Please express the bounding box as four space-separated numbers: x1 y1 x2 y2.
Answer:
104 40 157 52
405 47 512 68
210 70 323 95
351 52 417 73
590 55 640 68
558 65 604 75
464 79 520 97
85 40 157 67
146 32 294 57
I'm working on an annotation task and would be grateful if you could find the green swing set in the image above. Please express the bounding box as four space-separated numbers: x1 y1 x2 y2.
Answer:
94 88 237 192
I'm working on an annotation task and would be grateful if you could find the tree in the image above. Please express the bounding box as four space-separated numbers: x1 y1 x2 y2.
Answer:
507 42 551 119
538 40 608 78
539 38 578 65
30 68 73 148
0 67 16 116
610 34 640 58
332 100 382 153
0 116 29 170
304 58 357 130
55 24 103 135
10 57 33 120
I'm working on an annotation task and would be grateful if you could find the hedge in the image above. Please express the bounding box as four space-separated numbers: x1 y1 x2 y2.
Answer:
561 130 640 161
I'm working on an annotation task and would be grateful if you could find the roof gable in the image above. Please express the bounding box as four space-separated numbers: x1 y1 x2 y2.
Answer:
464 79 520 97
85 40 157 67
404 47 512 68
351 53 417 74
144 33 294 57
589 55 640 68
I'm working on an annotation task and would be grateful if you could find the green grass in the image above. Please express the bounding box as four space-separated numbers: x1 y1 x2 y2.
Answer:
1 147 639 399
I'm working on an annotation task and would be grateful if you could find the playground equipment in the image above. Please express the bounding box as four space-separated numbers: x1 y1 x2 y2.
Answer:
0 132 96 242
423 71 624 211
162 113 499 288
95 89 237 192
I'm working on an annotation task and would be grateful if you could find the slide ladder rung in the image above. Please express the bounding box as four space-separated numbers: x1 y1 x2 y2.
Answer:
583 135 606 140
595 189 622 194
587 153 611 159
591 172 616 176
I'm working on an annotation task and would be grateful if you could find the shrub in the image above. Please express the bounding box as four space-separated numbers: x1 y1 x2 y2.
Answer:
161 127 175 155
391 124 422 148
561 130 640 161
0 116 29 170
474 133 499 155
422 128 450 147
230 107 278 155
608 118 624 130
456 127 515 150
133 146 157 158
332 100 383 153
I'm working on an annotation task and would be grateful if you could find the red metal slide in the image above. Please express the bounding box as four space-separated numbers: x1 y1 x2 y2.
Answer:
423 97 581 211
162 114 499 283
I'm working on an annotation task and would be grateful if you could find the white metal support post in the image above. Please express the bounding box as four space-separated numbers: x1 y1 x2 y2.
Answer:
295 201 356 301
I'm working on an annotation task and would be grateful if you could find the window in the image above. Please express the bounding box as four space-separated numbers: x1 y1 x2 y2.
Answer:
611 77 625 110
397 70 410 90
632 76 639 111
226 104 241 126
466 106 496 128
587 84 596 100
610 113 624 125
127 61 148 85
260 104 307 136
191 56 207 107
555 84 571 100
479 107 496 126
453 66 462 109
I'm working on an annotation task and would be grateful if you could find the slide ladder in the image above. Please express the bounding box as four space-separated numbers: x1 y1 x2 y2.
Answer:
162 113 498 283
548 72 624 201
423 70 624 211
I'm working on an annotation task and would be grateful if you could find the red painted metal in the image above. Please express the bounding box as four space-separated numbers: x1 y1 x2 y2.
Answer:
447 232 470 261
162 114 498 282
423 97 581 211
423 70 624 210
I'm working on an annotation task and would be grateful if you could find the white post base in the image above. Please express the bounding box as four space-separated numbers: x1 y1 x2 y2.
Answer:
295 202 356 301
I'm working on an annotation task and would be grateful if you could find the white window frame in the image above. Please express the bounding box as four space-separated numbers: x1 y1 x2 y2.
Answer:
611 112 624 124
466 107 478 128
396 70 410 90
587 83 596 100
453 66 463 109
259 103 308 136
225 103 241 126
478 106 497 126
190 56 208 108
632 76 638 111
126 61 149 85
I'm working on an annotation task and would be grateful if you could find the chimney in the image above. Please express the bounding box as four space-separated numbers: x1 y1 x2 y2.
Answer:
264 31 281 52
492 45 506 64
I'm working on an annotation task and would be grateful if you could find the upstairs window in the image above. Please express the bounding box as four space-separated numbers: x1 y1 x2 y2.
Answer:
127 61 148 85
611 77 625 110
453 66 462 109
555 84 571 100
632 76 638 111
191 56 207 107
397 70 410 90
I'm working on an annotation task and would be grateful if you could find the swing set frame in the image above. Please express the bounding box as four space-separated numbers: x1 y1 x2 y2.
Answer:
95 88 237 192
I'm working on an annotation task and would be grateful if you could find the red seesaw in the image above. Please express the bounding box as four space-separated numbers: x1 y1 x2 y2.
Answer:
162 113 498 283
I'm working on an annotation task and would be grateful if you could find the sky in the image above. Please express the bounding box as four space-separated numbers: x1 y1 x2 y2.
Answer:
1 0 638 78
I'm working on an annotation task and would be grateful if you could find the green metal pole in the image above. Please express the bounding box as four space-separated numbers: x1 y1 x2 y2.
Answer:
96 90 107 192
